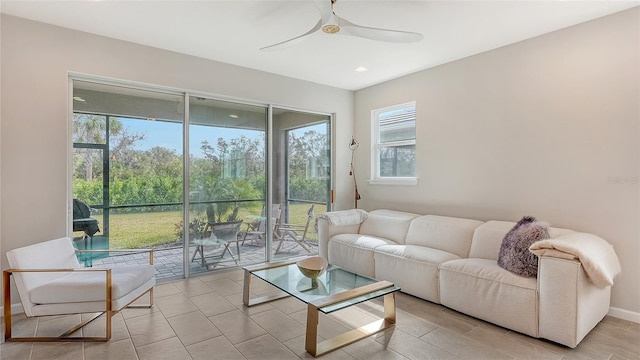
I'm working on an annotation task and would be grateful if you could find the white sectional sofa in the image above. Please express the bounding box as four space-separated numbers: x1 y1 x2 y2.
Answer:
317 209 621 348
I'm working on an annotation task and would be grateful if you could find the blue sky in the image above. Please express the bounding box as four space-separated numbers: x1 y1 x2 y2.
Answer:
120 118 324 158
121 118 262 158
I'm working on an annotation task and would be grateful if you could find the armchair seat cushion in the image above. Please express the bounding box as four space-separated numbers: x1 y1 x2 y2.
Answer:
29 264 155 304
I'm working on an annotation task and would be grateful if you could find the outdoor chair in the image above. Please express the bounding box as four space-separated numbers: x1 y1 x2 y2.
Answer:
3 237 155 342
72 198 103 267
241 204 282 246
72 198 100 240
274 204 314 254
243 204 265 235
191 220 243 269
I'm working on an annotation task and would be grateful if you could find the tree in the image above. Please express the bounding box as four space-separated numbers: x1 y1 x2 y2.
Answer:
287 130 330 202
73 114 145 182
73 113 106 181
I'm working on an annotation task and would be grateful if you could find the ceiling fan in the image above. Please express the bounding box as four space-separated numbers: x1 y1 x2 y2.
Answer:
260 0 424 51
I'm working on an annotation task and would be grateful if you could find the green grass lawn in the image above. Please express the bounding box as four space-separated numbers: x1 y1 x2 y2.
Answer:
76 203 327 249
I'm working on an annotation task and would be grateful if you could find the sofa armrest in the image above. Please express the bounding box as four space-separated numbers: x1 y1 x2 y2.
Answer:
317 209 366 260
537 256 611 348
530 232 620 288
316 209 368 227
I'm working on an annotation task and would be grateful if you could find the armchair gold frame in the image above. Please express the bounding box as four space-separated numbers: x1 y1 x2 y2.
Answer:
3 248 154 342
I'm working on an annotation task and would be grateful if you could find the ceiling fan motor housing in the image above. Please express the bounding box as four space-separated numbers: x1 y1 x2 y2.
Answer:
322 24 340 34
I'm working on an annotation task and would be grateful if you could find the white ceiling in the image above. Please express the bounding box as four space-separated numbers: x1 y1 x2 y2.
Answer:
2 0 638 91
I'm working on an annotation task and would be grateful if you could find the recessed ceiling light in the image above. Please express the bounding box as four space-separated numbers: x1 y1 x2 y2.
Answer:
355 67 368 72
229 114 239 119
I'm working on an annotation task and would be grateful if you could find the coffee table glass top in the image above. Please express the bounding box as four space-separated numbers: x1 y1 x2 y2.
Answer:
250 263 399 314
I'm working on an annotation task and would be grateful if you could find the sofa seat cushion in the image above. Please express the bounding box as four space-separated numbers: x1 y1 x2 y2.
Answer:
30 265 155 304
439 258 538 337
375 245 460 303
375 244 461 263
328 233 398 277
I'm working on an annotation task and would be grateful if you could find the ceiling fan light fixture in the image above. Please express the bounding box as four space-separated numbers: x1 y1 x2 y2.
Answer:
322 24 340 34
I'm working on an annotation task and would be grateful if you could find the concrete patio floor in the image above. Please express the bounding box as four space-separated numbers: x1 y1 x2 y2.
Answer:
89 237 319 282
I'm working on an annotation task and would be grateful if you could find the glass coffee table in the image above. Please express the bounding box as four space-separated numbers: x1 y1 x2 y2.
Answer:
243 258 400 357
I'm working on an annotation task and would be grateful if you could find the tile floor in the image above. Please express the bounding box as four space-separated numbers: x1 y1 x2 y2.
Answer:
1 268 639 360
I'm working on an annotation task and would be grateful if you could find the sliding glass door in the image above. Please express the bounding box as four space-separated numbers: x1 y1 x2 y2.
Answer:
72 80 184 275
187 97 267 275
71 78 333 280
272 108 331 260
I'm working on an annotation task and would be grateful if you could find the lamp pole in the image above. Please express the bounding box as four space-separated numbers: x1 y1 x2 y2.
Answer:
349 137 361 209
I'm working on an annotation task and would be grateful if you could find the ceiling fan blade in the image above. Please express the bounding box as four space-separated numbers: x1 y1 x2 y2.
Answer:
312 0 334 24
339 18 423 43
260 19 323 51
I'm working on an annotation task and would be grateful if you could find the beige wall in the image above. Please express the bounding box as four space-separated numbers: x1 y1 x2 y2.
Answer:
2 7 638 318
0 15 353 281
354 8 639 315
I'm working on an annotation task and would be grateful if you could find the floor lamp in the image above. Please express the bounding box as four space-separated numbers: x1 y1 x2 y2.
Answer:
349 137 361 209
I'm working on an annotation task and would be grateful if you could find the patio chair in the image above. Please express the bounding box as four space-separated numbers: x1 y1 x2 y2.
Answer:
3 237 155 342
241 204 282 246
191 220 243 268
72 198 100 240
72 198 103 267
243 203 265 234
274 204 314 254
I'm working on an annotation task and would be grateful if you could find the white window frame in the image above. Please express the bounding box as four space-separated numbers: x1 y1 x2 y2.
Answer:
369 101 418 186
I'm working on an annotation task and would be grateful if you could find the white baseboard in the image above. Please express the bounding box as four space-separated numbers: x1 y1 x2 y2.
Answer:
608 306 640 323
0 303 25 318
2 305 637 324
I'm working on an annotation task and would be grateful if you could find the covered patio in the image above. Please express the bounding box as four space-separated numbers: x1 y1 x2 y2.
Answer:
89 236 319 282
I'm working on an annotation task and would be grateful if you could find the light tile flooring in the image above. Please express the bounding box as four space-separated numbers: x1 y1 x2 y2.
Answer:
1 268 639 360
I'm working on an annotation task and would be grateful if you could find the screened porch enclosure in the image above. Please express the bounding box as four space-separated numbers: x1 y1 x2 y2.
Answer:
72 80 331 280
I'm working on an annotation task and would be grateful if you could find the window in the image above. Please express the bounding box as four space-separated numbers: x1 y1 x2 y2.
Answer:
370 102 417 185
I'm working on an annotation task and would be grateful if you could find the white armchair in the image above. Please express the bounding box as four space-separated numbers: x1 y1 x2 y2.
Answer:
3 237 155 342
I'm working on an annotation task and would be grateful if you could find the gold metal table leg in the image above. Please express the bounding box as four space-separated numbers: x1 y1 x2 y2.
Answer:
242 267 252 306
242 267 289 307
242 259 305 307
305 292 396 357
241 261 397 358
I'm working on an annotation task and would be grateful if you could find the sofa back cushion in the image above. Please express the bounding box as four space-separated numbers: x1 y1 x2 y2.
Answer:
405 215 484 258
470 220 575 260
359 209 419 245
